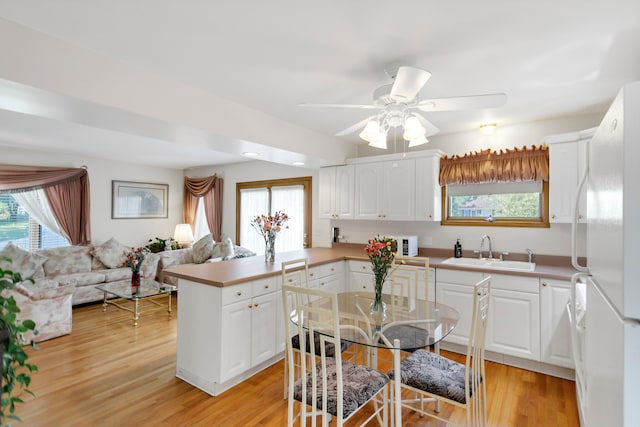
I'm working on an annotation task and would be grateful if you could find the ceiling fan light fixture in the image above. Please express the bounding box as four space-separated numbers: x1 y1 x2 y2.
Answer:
359 120 382 143
367 131 388 149
480 123 497 135
408 135 429 147
403 115 426 140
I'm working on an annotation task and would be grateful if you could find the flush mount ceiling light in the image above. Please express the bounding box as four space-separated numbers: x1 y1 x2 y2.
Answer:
243 151 259 157
480 123 497 135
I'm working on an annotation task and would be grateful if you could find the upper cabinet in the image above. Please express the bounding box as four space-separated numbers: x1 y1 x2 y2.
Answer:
415 154 442 221
354 159 415 220
546 128 595 223
323 150 443 222
318 165 355 219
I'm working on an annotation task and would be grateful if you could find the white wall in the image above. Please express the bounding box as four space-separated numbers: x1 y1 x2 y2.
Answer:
1 146 183 247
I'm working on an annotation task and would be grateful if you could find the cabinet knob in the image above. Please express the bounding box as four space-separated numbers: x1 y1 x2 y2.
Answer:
428 214 432 219
542 282 547 287
309 273 314 277
236 291 242 296
362 285 366 289
264 284 269 289
551 214 556 219
254 303 259 308
578 214 584 219
320 282 325 286
361 266 366 270
248 304 253 308
288 278 293 282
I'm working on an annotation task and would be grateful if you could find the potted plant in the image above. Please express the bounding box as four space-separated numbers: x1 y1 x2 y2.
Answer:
0 256 38 425
145 237 182 253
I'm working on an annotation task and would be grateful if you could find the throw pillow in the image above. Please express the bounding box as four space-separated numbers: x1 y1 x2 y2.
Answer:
0 242 48 279
222 238 235 259
192 234 214 264
91 237 129 269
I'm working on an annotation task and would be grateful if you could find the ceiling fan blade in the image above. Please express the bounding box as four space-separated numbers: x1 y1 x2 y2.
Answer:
335 115 376 136
299 103 380 110
389 66 431 102
416 93 507 112
414 114 440 137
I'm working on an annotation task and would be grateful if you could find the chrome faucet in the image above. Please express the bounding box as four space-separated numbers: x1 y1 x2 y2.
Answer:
526 248 534 263
480 235 493 259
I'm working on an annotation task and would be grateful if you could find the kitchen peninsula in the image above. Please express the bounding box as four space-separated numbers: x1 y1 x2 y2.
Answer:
164 245 580 396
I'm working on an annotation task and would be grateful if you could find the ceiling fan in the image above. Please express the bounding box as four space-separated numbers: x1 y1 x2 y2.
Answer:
299 66 507 149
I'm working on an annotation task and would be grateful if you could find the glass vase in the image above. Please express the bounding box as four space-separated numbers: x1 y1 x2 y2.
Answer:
265 234 276 263
131 270 141 295
370 270 387 316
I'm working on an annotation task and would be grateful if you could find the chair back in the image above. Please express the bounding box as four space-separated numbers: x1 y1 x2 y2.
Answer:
466 275 491 427
390 256 429 310
281 284 343 423
282 258 311 304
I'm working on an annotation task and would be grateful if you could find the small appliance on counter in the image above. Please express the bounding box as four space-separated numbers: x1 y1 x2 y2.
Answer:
395 235 418 256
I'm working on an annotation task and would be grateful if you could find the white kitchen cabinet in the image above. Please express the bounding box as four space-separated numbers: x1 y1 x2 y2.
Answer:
540 278 573 368
348 260 375 292
547 130 592 223
176 276 281 396
354 159 415 221
486 273 540 361
415 154 442 221
318 165 355 219
436 270 540 361
435 269 484 345
220 279 278 383
314 261 346 293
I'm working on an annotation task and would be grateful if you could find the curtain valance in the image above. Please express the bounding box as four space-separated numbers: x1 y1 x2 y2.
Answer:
183 175 224 242
0 164 91 245
439 145 549 186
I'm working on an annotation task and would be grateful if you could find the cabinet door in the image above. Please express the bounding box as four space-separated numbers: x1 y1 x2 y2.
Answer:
486 288 540 360
335 165 355 219
436 282 475 345
540 279 573 367
415 156 441 221
549 141 579 223
251 293 277 366
220 300 252 383
318 167 336 219
381 159 415 220
354 163 382 219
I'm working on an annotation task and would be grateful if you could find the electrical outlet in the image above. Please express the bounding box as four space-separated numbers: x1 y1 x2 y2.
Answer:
422 235 433 246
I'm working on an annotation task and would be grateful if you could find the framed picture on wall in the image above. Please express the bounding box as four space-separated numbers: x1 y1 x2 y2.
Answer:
111 181 169 219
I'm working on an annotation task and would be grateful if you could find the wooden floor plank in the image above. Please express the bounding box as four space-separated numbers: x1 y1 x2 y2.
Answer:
20 299 579 426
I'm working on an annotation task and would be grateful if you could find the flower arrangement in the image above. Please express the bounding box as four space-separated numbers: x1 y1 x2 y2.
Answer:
123 246 149 273
364 235 398 313
251 211 289 262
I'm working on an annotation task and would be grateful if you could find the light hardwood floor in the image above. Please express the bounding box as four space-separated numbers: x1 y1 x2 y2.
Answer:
21 297 580 426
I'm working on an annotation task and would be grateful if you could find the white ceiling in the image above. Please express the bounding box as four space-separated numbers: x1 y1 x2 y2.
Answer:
0 1 639 169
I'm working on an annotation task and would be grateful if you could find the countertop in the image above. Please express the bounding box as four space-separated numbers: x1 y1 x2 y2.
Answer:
164 244 582 288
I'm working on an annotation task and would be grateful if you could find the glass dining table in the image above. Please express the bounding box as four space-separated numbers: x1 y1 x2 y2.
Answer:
302 291 460 426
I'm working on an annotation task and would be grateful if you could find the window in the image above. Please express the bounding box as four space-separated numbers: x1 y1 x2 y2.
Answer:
441 181 549 227
236 177 312 255
0 193 69 250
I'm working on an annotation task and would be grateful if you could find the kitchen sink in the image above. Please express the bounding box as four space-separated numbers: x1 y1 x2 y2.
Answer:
441 257 536 272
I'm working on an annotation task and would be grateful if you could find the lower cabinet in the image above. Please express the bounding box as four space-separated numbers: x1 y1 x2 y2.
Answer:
436 270 541 362
348 260 435 301
176 276 280 396
540 278 573 368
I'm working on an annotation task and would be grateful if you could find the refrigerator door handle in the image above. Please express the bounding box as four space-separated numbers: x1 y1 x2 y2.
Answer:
571 141 590 272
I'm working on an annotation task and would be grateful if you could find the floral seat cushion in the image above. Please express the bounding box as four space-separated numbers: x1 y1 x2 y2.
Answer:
294 358 388 419
291 331 351 357
388 349 481 404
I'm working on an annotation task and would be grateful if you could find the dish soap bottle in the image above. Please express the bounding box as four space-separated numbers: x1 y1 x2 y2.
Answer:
454 239 463 258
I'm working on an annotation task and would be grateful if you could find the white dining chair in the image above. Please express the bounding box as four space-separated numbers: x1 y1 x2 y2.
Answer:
282 284 389 426
281 258 352 400
388 276 491 426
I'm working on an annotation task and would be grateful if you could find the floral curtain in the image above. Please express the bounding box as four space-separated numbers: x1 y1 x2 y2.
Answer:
183 175 223 242
439 145 549 186
0 164 91 245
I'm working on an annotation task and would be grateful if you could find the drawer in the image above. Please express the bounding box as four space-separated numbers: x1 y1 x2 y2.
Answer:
320 261 344 277
252 277 278 297
485 273 539 293
436 268 483 285
221 281 253 305
308 266 320 281
349 260 371 273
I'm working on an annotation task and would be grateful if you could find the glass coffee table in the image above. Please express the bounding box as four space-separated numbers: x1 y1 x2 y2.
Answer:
97 279 177 326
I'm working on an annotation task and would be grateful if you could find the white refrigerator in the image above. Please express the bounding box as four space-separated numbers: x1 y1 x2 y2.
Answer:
577 81 640 427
